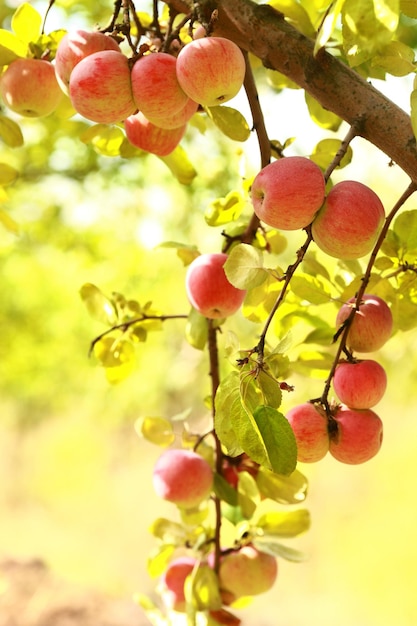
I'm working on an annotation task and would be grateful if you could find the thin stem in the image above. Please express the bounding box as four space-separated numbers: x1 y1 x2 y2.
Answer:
320 180 417 406
256 228 313 364
323 119 363 182
89 313 188 355
207 320 223 574
243 51 271 170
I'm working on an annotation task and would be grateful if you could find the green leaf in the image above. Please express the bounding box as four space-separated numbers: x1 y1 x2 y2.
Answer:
393 209 417 254
266 69 300 91
372 40 416 75
0 29 27 62
93 337 136 383
214 371 246 457
305 92 343 130
224 243 267 290
79 283 118 325
158 240 200 265
148 517 188 543
401 0 417 17
206 106 251 142
237 471 259 519
314 0 346 54
135 416 175 446
0 207 19 234
252 405 297 475
0 163 19 186
269 0 315 37
185 564 222 611
159 145 197 184
256 467 308 504
0 116 24 148
342 0 400 66
256 369 282 409
80 124 125 157
11 3 42 44
213 472 239 506
205 190 245 226
243 273 283 323
254 539 308 562
290 273 332 305
256 509 311 537
310 138 353 170
185 307 208 350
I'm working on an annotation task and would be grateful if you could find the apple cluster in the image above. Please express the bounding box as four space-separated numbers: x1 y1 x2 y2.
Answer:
152 447 277 613
251 156 385 259
286 293 393 465
0 30 246 158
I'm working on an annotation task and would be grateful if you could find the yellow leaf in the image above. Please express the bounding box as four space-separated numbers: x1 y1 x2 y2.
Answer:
0 163 19 186
0 30 27 62
11 3 42 45
135 416 175 446
0 116 24 148
206 105 251 142
159 145 197 185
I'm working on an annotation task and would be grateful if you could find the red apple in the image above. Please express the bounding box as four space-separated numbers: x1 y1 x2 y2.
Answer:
131 52 194 127
153 448 213 508
176 37 246 107
336 294 393 352
124 111 186 156
333 359 387 409
329 405 383 464
251 157 326 230
0 58 63 117
185 253 247 319
285 402 329 462
55 29 120 93
160 556 196 612
218 545 277 599
69 50 136 123
312 180 385 259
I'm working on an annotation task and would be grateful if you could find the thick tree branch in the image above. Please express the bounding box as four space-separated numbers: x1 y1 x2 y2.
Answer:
166 0 417 182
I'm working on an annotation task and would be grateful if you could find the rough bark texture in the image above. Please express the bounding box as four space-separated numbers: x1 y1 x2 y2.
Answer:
167 0 417 182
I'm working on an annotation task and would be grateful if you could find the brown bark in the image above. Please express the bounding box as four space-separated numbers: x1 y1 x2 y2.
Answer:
166 0 417 183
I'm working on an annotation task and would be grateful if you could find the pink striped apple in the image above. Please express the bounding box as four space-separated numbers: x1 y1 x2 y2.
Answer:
185 253 247 319
333 359 387 409
218 545 278 599
329 405 383 464
336 294 393 352
312 180 385 259
124 111 186 156
251 157 326 230
153 448 213 508
285 402 329 462
69 50 136 123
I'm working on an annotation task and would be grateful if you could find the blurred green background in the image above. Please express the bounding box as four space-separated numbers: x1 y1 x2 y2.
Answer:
1 1 417 625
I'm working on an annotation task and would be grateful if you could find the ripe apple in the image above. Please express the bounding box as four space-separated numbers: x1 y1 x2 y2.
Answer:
218 545 278 599
0 58 63 118
251 157 326 230
153 448 213 508
160 556 196 612
55 29 120 93
144 97 199 130
222 453 260 489
336 294 393 352
124 111 186 156
285 402 329 462
131 53 194 127
333 359 387 409
328 405 383 464
185 253 247 319
176 37 246 107
311 180 385 259
69 50 136 123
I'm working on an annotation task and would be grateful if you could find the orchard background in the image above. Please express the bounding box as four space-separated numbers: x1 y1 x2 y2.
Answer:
1 0 417 625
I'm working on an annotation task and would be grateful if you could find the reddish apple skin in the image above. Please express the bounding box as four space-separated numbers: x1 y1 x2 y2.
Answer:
312 180 385 259
124 111 186 156
153 448 213 508
336 294 393 352
160 556 196 612
176 37 246 107
0 58 63 117
218 545 278 599
333 359 387 409
69 50 136 123
131 53 194 127
251 157 326 230
329 405 383 464
55 29 120 93
285 403 329 462
185 253 247 319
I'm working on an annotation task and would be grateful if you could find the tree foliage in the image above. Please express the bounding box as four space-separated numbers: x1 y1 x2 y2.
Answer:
1 0 417 624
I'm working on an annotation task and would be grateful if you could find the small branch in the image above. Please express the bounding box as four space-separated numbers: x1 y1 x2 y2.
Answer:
319 180 417 406
88 313 188 355
256 228 313 364
243 51 271 170
323 119 363 182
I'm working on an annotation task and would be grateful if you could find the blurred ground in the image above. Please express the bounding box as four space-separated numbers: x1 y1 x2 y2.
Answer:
0 558 149 626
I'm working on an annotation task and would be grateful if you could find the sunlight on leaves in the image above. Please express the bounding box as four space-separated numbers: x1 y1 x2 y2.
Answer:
135 416 175 446
224 243 268 290
206 106 251 142
79 283 118 325
11 3 42 45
